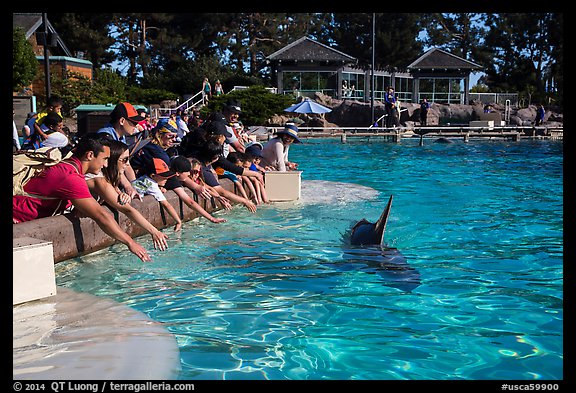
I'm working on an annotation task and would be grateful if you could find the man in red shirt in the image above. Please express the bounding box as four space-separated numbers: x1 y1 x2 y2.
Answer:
13 134 151 262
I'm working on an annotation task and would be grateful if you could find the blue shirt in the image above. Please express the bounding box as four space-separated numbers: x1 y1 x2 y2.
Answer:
97 124 125 144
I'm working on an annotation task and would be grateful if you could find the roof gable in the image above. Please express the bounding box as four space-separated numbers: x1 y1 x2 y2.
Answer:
13 13 73 57
267 36 356 64
408 48 482 70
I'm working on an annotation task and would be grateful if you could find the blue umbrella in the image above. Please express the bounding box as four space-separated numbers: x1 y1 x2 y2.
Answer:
284 98 332 114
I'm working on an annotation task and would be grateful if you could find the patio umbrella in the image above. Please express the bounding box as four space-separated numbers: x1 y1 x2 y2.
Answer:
284 98 332 114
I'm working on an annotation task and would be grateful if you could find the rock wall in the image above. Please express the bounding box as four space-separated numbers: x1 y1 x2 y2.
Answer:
273 92 563 129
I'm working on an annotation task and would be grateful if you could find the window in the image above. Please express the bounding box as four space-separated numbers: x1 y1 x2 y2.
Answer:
342 72 365 100
282 71 337 98
418 77 464 104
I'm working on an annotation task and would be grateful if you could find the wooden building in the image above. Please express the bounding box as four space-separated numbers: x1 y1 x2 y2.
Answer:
13 13 94 84
267 36 483 105
13 13 94 127
407 48 483 105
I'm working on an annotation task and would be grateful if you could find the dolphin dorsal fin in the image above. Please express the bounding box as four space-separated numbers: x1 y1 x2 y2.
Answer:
374 195 393 247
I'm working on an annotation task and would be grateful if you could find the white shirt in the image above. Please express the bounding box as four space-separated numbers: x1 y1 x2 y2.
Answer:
131 175 166 202
13 120 20 149
43 132 69 148
261 137 289 171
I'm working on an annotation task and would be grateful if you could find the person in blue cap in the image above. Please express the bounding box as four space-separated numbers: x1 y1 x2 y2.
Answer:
261 123 302 171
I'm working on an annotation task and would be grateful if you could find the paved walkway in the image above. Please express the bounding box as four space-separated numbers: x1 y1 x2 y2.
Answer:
13 287 181 380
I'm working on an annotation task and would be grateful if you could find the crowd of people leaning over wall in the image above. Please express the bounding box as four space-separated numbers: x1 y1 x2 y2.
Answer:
13 98 302 262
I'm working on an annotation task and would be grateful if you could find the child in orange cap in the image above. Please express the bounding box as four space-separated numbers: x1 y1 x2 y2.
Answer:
131 158 182 231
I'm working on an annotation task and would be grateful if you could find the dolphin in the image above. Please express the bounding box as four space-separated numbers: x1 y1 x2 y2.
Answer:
344 195 421 292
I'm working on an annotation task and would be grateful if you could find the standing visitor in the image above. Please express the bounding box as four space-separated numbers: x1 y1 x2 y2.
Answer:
202 77 212 105
420 98 430 126
221 100 246 154
535 104 545 126
214 80 224 96
384 87 399 128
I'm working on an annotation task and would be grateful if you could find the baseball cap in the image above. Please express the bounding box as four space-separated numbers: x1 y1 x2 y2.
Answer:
205 121 228 136
245 141 263 157
147 157 176 178
170 156 192 173
224 100 242 114
110 102 145 123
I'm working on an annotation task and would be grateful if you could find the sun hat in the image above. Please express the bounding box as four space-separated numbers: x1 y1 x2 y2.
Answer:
276 123 302 143
110 102 145 123
147 157 176 178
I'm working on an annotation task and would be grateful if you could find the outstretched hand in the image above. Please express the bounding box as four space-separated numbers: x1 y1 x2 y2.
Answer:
128 241 151 262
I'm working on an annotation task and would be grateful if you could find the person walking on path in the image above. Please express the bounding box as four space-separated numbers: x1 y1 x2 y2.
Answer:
214 80 224 96
202 77 212 105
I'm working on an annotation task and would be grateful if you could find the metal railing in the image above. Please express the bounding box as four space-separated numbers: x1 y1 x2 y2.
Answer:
231 86 278 94
469 92 519 106
152 90 203 119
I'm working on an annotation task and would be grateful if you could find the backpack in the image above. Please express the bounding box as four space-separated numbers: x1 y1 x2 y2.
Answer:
13 147 74 197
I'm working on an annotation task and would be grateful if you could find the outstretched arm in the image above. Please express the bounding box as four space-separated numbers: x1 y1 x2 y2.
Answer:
213 185 256 213
88 178 169 251
71 197 151 262
160 200 182 231
172 187 226 223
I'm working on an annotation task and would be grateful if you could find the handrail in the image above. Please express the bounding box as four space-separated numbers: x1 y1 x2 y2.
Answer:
368 114 387 128
153 91 203 119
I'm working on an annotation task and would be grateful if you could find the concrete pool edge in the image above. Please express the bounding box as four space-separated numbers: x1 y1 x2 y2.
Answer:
13 286 181 380
12 179 237 263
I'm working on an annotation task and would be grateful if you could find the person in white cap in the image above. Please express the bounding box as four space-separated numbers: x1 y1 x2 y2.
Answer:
261 124 301 171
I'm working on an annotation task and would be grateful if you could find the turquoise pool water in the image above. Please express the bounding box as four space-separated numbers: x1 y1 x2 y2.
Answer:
55 137 563 380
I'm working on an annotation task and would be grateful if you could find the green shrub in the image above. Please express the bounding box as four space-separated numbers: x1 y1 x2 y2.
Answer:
13 27 38 92
205 85 293 126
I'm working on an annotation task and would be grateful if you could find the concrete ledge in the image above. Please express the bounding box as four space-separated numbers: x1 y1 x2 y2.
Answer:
469 120 494 128
13 237 57 305
13 179 236 263
265 171 302 201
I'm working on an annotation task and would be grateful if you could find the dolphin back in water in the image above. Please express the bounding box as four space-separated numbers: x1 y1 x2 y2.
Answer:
350 195 393 247
345 195 421 292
